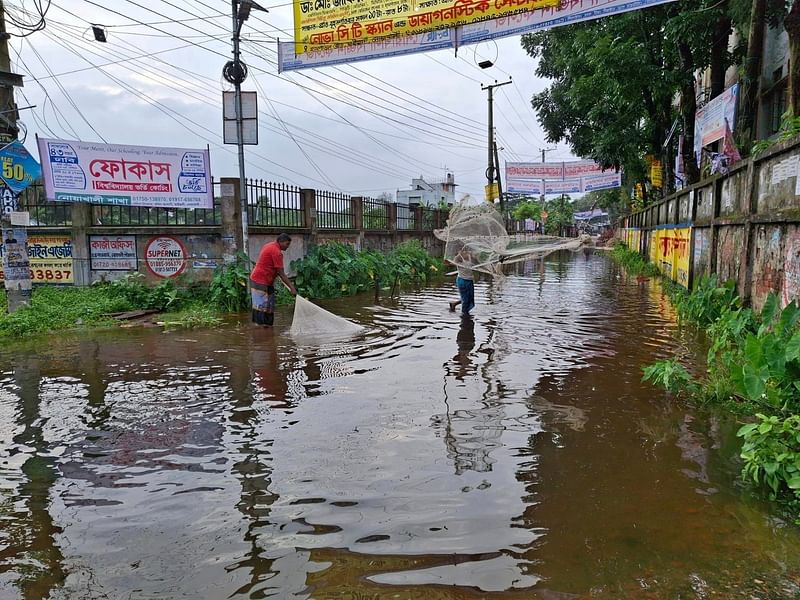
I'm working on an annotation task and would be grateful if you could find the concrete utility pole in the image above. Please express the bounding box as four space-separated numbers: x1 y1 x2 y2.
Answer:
231 0 249 256
481 79 511 203
0 0 28 313
538 146 557 204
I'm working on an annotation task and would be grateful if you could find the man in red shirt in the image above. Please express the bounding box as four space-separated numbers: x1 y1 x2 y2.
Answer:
250 233 297 326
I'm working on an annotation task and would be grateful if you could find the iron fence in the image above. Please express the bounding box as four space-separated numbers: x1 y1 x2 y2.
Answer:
92 180 222 226
363 197 389 230
420 206 438 231
316 189 353 229
247 179 304 228
17 184 71 227
396 204 414 230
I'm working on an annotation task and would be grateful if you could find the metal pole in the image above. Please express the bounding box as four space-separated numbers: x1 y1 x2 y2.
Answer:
481 79 511 203
493 140 503 214
231 0 248 256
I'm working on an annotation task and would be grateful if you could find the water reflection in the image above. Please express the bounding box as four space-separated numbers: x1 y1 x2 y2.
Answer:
0 252 799 599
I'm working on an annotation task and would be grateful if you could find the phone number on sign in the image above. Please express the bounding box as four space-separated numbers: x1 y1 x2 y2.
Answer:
0 269 73 282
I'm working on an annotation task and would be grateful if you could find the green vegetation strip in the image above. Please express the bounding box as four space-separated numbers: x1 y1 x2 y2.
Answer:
611 242 800 521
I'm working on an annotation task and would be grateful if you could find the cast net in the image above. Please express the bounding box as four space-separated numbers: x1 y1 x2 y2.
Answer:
434 202 592 276
290 295 364 340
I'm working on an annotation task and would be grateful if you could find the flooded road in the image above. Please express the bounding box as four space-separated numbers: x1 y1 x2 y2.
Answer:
1 251 799 599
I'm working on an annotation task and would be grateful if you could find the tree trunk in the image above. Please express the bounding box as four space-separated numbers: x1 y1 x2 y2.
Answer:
786 0 800 116
739 0 766 144
679 43 701 185
710 12 732 97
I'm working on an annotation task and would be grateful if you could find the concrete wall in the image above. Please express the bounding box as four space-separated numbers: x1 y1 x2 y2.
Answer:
618 135 800 310
1 182 445 287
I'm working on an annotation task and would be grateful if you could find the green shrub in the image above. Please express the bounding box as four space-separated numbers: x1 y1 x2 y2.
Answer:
292 240 440 299
209 254 250 312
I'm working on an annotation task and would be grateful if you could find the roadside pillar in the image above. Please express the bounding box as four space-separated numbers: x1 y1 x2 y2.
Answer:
302 188 317 246
70 202 92 286
220 177 242 260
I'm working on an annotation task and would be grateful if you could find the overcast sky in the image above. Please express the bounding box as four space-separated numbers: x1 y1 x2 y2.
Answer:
6 0 577 201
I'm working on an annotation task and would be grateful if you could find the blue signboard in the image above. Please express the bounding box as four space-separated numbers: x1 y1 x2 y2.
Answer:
0 141 41 193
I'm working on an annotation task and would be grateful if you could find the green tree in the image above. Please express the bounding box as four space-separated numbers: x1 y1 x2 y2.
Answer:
522 1 749 191
511 200 542 222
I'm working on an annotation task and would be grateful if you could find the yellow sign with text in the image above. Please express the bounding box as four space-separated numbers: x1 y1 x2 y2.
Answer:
484 182 499 202
651 227 691 288
0 235 74 284
294 0 559 53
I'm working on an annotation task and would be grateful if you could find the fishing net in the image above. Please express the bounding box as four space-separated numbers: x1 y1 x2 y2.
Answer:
434 202 592 277
290 295 364 339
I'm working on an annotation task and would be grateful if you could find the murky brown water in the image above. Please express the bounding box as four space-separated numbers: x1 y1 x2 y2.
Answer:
1 251 799 599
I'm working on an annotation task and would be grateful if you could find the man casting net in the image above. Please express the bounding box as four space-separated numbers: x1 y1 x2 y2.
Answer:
434 202 591 277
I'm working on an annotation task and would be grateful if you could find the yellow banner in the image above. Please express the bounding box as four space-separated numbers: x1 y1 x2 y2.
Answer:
651 227 690 287
0 235 74 284
294 0 559 53
650 160 663 188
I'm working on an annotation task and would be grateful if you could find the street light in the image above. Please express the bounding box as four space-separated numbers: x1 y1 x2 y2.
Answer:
224 0 266 257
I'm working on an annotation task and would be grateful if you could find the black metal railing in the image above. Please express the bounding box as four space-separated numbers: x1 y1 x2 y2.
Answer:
316 189 353 229
363 197 389 230
247 179 304 228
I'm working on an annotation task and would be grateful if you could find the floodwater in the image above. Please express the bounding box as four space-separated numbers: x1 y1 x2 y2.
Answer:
1 251 799 600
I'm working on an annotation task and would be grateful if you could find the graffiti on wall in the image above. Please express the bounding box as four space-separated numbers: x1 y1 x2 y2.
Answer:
783 229 800 307
625 228 642 253
693 228 710 281
651 226 692 287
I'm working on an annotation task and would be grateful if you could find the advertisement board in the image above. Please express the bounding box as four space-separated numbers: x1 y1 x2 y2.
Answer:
90 235 137 271
651 226 691 288
506 161 621 195
37 139 213 209
144 235 187 278
281 0 678 70
294 0 558 53
694 84 739 162
0 234 73 284
0 141 41 193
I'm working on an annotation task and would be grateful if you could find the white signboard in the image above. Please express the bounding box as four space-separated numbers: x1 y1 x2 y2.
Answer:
90 235 137 271
37 138 213 209
278 0 678 71
694 84 739 162
583 172 623 192
506 179 543 195
545 178 583 195
144 235 187 278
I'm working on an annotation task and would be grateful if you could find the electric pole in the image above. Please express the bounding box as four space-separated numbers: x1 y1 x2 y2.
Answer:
537 146 557 234
481 79 511 204
0 0 29 313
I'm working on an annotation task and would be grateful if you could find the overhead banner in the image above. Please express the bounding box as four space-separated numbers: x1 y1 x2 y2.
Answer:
281 0 678 71
506 179 543 195
506 160 622 195
37 138 213 209
294 0 559 53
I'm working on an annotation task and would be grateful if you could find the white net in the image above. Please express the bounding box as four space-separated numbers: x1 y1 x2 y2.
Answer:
290 295 364 340
434 202 592 276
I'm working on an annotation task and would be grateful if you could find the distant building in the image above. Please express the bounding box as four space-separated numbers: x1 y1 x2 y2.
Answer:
396 173 456 207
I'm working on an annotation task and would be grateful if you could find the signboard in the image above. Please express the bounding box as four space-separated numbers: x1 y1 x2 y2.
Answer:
0 141 41 193
294 0 558 53
37 139 213 209
583 172 622 192
144 235 187 278
0 234 73 284
484 182 499 201
1 228 30 289
90 235 137 271
222 91 258 145
1 184 17 215
506 179 542 195
694 83 739 162
544 178 582 195
650 226 691 288
506 160 621 195
280 0 678 70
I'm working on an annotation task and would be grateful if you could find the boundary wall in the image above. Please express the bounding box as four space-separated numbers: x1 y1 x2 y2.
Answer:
617 135 800 310
0 178 447 286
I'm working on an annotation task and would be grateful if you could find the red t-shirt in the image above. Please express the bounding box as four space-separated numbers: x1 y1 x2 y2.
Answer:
250 241 284 286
